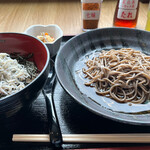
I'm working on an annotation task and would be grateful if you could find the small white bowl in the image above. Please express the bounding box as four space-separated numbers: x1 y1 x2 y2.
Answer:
24 24 63 57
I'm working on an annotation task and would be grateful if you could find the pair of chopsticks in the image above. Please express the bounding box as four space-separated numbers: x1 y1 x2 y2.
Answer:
12 133 150 143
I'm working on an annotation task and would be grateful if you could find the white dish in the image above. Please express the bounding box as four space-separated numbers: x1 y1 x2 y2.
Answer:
24 24 63 57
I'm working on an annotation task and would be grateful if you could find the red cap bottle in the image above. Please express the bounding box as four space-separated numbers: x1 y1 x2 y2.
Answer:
113 0 139 28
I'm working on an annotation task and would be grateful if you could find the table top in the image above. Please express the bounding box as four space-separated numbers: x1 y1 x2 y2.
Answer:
0 0 149 35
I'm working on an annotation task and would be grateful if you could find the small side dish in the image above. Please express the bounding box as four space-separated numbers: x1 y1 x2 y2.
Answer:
24 25 63 57
37 32 55 43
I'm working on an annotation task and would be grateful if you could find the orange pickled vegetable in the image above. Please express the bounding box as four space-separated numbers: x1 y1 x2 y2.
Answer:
45 32 49 36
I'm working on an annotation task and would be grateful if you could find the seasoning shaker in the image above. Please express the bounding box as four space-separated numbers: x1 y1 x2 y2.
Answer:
81 0 103 31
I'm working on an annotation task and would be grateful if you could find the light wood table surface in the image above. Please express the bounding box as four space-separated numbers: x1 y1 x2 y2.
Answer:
0 0 149 35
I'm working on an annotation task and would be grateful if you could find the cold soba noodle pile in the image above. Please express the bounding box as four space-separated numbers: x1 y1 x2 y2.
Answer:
0 53 39 98
82 48 150 104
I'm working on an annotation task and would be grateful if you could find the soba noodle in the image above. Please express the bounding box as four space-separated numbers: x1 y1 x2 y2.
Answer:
82 48 150 104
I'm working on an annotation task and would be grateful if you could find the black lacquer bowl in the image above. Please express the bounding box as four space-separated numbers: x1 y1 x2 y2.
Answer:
0 33 50 120
55 27 150 125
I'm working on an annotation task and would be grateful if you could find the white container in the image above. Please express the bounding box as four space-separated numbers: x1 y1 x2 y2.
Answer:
24 24 63 57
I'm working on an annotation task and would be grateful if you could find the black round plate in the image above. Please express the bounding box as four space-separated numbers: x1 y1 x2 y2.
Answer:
55 27 150 125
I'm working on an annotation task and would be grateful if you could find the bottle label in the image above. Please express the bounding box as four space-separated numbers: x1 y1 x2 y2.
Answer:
81 0 103 3
82 10 100 20
119 0 138 10
117 0 138 20
117 9 137 20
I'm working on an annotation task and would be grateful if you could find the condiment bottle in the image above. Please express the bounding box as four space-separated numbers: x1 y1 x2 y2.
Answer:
113 0 139 28
81 0 103 31
145 1 150 31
